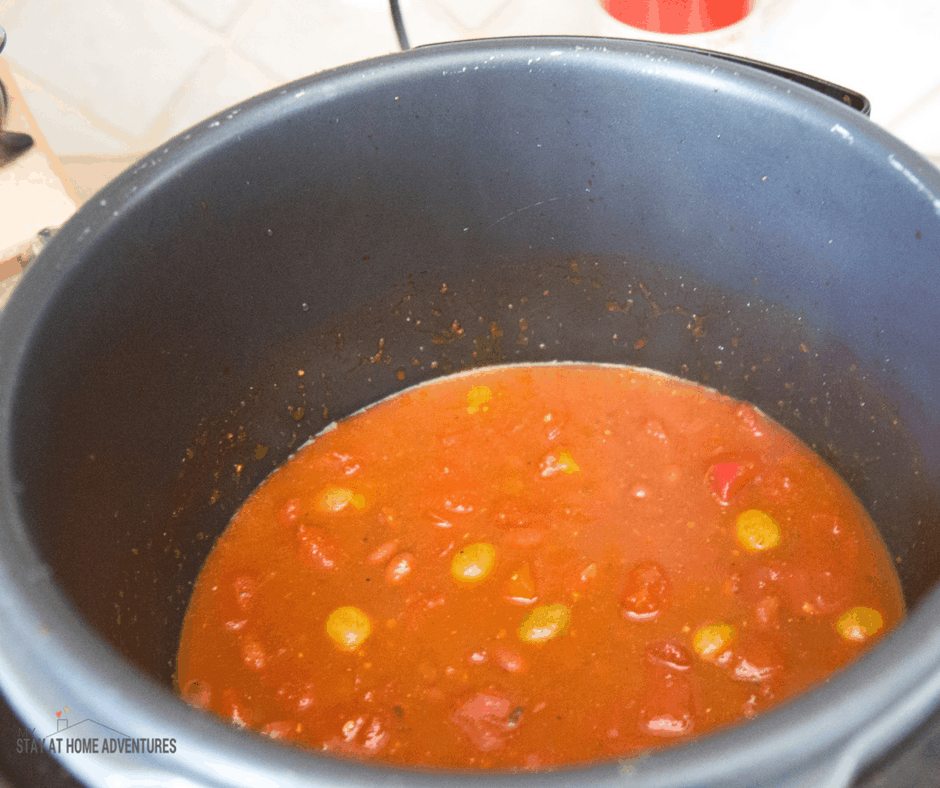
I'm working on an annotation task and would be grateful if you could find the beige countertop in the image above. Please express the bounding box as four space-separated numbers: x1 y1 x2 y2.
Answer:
0 56 77 310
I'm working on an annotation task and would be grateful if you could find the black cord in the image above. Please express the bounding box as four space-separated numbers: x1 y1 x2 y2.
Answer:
389 0 410 51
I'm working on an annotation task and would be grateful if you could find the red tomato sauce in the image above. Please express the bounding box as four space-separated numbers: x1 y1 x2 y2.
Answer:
176 363 904 768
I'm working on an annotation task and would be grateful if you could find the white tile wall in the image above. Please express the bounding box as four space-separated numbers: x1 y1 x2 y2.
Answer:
231 0 399 83
7 68 131 156
168 0 252 31
3 0 218 137
749 0 940 127
164 48 275 138
0 0 937 201
893 85 940 164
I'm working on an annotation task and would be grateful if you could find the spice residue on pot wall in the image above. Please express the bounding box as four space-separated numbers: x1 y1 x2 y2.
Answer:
10 251 929 689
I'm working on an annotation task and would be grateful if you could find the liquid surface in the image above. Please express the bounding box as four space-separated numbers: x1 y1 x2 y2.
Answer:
177 363 904 768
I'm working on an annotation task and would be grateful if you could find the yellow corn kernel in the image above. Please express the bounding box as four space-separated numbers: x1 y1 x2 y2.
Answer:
451 542 497 584
735 509 781 552
692 623 736 661
466 385 493 414
519 603 570 644
326 606 372 651
541 450 580 477
836 606 883 643
317 487 365 513
557 450 580 474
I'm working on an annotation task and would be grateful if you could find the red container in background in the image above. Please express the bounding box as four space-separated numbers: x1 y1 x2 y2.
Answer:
602 0 754 34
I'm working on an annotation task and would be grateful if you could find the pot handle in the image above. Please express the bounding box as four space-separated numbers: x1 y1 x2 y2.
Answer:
653 42 871 116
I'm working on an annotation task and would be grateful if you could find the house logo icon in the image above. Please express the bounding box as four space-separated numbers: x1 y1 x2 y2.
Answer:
34 708 178 756
43 715 133 755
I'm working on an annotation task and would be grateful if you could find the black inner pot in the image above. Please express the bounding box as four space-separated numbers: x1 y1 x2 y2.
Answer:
3 37 940 788
14 250 940 686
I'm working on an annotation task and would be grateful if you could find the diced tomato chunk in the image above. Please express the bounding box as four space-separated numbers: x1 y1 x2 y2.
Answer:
503 563 538 605
706 456 757 505
451 690 523 752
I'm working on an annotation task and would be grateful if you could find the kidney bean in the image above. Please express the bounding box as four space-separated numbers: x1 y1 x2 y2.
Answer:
220 688 252 728
322 705 391 756
275 680 317 715
367 538 400 565
180 679 211 710
494 645 526 674
729 633 786 686
754 595 782 630
261 720 296 740
218 576 256 632
240 638 267 671
645 640 693 672
620 561 670 622
638 647 696 738
233 576 256 610
297 524 341 570
278 497 303 526
385 553 415 585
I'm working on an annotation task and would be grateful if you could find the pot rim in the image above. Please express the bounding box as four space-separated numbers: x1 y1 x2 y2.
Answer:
2 35 940 788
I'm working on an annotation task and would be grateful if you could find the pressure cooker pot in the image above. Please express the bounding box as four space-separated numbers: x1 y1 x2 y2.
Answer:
1 37 940 788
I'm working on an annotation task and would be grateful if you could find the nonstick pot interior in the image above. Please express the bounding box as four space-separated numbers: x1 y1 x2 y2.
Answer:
2 37 940 788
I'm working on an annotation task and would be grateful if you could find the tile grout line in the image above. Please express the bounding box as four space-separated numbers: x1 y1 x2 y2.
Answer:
430 0 516 37
161 0 264 37
4 61 143 153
